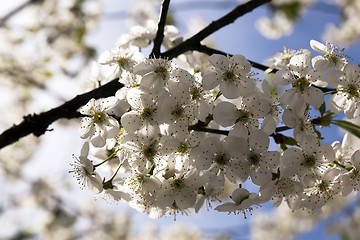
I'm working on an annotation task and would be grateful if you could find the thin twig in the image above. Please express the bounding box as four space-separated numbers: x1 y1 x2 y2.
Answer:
0 0 40 27
150 0 171 58
188 125 229 136
0 78 123 150
162 0 271 59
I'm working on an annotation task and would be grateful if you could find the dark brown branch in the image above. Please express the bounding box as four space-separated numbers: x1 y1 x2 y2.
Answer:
194 44 272 72
0 78 123 150
150 0 171 58
0 0 41 27
188 125 229 136
162 0 271 59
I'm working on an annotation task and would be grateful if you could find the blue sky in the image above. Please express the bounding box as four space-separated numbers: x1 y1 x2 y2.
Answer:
2 0 359 239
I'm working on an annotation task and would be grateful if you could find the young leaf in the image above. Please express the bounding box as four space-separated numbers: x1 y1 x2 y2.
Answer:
319 102 326 116
333 120 360 138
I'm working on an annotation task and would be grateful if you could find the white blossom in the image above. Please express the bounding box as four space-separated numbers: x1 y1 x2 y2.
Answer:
202 54 256 99
79 97 120 148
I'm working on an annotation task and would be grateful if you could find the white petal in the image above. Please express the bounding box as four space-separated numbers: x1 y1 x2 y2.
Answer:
80 142 89 157
213 102 238 127
327 70 344 88
194 100 210 122
223 136 248 157
79 117 94 138
202 72 220 90
91 126 107 148
328 93 347 113
261 115 278 135
310 40 327 54
231 54 251 74
304 87 324 109
80 99 96 115
209 54 229 72
262 151 280 170
219 81 241 99
249 130 269 153
121 111 142 132
250 165 272 186
272 69 293 85
231 188 250 204
280 88 301 109
313 57 335 73
229 122 248 139
133 62 151 75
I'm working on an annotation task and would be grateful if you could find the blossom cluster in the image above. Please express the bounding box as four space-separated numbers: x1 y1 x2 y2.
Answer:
71 19 360 218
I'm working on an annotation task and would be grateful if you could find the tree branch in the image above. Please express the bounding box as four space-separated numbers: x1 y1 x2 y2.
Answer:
0 0 41 27
194 44 272 72
162 0 271 60
0 78 123 150
150 0 171 58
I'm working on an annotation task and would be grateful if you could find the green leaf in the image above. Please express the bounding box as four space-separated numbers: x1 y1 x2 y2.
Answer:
333 120 360 138
283 136 298 146
319 102 326 115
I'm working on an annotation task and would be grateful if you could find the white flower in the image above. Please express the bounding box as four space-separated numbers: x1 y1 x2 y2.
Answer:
69 142 103 193
121 87 164 133
280 135 335 180
340 150 360 196
120 131 161 172
98 46 144 80
265 46 312 72
302 168 341 213
237 130 280 186
195 183 223 213
124 168 160 197
332 133 354 164
310 40 347 73
190 136 249 184
259 80 280 135
98 188 131 202
157 169 203 210
273 53 327 109
214 188 262 217
202 54 256 99
160 84 196 126
213 97 270 133
260 175 304 210
171 71 212 122
282 98 317 144
327 63 360 118
79 97 120 148
134 58 177 91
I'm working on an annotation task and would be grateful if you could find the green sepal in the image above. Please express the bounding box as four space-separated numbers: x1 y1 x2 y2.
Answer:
319 102 326 116
214 91 222 101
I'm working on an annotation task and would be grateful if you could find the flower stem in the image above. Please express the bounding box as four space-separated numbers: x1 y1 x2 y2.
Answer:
94 149 119 168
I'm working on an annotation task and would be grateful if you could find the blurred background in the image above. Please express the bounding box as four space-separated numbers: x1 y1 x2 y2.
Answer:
1 0 360 239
